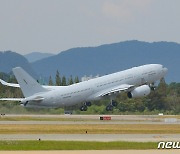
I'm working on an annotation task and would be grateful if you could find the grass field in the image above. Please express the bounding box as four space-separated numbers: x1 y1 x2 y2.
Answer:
0 141 157 150
0 124 179 134
0 116 92 121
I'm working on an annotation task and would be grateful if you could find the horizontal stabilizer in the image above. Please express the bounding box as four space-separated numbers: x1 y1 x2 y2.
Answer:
0 79 57 90
0 79 20 88
0 98 24 101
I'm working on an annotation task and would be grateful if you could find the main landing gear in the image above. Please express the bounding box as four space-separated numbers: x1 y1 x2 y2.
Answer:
106 100 117 111
80 102 91 111
80 100 117 112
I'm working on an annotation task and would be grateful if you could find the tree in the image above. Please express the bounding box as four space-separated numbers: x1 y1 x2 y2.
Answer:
157 78 167 96
61 76 67 86
48 76 53 85
68 75 74 85
146 91 165 111
74 76 79 83
55 70 61 86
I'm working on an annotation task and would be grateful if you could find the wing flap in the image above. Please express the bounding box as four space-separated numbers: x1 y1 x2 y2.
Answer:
98 84 135 97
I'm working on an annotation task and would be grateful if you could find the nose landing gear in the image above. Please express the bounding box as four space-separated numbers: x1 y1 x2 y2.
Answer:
150 83 156 91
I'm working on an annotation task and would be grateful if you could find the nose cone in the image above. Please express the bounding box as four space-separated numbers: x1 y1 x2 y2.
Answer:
163 67 168 75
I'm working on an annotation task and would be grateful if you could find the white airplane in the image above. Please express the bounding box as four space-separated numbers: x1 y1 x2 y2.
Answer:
0 64 168 111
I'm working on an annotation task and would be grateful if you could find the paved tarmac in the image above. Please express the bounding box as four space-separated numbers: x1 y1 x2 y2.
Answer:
2 114 179 120
0 121 180 124
0 114 179 125
0 134 180 142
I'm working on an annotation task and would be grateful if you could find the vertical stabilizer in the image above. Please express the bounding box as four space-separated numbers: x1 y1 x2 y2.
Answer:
13 67 48 97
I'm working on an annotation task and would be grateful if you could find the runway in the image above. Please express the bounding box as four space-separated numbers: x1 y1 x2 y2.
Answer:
0 114 179 142
0 114 179 125
0 134 180 142
0 121 180 125
2 114 180 120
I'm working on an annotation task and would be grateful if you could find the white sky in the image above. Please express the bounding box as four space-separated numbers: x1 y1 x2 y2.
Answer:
0 0 179 54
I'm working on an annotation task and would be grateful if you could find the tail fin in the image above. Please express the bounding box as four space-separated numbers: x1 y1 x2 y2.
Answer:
12 67 48 97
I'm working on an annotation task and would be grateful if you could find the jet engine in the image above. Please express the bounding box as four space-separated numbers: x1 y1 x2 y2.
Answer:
127 85 151 98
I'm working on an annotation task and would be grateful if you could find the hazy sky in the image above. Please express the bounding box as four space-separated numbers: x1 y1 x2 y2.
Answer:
0 0 180 54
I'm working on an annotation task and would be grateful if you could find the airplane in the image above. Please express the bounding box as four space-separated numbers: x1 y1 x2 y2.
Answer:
0 64 168 111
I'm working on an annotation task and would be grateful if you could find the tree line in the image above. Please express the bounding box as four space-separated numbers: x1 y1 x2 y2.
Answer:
48 70 79 86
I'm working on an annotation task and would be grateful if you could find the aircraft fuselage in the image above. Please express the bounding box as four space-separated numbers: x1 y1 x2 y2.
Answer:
23 64 167 108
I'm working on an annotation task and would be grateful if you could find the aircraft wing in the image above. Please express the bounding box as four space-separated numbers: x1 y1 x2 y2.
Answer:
0 98 24 101
98 84 135 97
0 79 20 88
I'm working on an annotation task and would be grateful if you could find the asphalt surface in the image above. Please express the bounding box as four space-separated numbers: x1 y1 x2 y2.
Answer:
0 121 180 124
2 114 179 120
0 114 179 125
0 134 180 142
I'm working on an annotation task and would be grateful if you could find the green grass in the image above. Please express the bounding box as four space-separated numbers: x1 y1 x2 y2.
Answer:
0 116 98 122
0 141 157 150
0 124 180 134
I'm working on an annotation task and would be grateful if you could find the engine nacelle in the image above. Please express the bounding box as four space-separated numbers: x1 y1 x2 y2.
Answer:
127 85 151 98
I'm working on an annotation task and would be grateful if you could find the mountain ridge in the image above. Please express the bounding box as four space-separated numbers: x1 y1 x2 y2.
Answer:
31 40 180 83
0 51 37 78
0 40 180 83
24 52 54 63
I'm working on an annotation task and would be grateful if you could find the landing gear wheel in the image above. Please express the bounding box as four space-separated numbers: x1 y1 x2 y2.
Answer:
150 83 156 91
83 105 87 111
150 86 156 91
80 105 88 111
80 106 84 111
